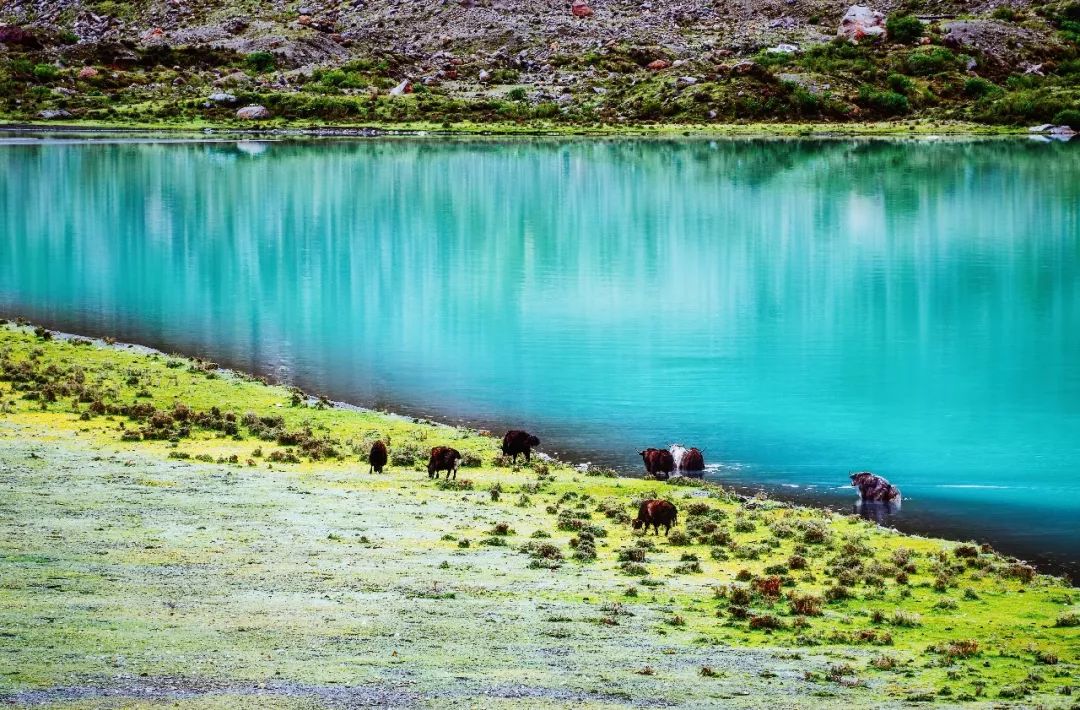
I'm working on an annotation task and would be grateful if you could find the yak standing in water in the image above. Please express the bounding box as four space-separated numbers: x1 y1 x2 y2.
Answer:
850 471 902 503
502 430 541 463
368 440 388 474
639 448 676 479
669 444 705 472
427 446 462 480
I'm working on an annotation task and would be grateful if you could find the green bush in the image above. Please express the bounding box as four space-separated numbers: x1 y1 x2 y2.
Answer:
858 85 910 115
32 64 59 81
507 87 527 101
991 6 1020 21
887 14 924 44
963 77 998 97
245 51 277 73
1053 108 1080 127
904 47 961 76
887 73 914 94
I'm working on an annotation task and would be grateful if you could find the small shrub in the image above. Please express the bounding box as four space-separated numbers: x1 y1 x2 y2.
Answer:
490 522 514 536
886 13 924 44
964 77 998 97
1053 109 1080 128
890 610 921 627
1035 650 1059 665
858 86 910 115
789 593 824 616
32 64 60 81
489 483 502 501
1056 611 1080 627
870 654 898 670
942 639 979 658
825 584 853 602
245 51 276 73
674 561 703 574
667 529 691 546
788 554 808 570
749 614 785 630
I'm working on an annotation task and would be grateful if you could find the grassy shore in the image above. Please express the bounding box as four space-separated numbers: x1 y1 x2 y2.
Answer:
0 321 1077 708
0 117 1034 137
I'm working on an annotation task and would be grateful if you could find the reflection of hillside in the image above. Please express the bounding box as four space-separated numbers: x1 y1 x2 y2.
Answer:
1 138 1078 486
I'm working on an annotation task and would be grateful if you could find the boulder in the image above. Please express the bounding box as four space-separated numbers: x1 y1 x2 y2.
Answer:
647 59 671 70
77 66 99 79
838 5 886 43
942 20 1055 66
0 25 40 48
235 104 271 119
209 92 238 105
571 0 594 17
37 109 73 120
478 69 492 82
389 79 412 95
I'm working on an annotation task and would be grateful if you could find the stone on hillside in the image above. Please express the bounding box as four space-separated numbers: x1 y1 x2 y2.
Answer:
389 79 412 95
235 104 271 119
77 66 99 79
0 25 41 48
209 92 238 105
37 109 73 120
572 0 594 17
838 5 886 43
478 69 491 82
647 59 671 70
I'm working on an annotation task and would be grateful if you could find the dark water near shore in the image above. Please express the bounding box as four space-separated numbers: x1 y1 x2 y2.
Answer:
1 135 1078 579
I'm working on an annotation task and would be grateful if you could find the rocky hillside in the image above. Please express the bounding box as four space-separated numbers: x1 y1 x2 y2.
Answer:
1 0 1079 127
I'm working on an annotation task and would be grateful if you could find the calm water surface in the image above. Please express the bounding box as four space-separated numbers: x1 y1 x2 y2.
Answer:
2 135 1078 576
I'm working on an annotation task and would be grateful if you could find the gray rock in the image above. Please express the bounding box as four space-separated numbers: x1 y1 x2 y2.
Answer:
37 109 72 120
235 104 271 119
208 92 238 105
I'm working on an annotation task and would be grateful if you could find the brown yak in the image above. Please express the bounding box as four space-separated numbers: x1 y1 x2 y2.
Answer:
501 430 541 463
427 446 462 480
639 448 675 478
632 499 679 536
368 440 388 474
850 471 902 502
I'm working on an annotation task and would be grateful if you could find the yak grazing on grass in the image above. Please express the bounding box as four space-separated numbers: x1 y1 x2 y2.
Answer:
427 446 462 480
502 430 541 463
632 499 679 536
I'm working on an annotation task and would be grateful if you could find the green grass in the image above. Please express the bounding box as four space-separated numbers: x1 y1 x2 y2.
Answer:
0 322 1077 706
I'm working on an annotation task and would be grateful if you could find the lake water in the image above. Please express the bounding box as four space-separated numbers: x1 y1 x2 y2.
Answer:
2 135 1078 577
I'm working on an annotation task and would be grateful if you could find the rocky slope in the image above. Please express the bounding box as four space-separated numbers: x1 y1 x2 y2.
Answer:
1 0 1079 127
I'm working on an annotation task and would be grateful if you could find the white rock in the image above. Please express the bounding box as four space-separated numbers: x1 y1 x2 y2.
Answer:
838 5 886 42
235 104 270 119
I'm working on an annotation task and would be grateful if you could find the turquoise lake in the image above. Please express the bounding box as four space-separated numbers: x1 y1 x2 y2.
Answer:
1 135 1078 574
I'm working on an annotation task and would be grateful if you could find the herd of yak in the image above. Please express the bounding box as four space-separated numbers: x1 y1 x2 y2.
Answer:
364 429 901 537
366 429 707 482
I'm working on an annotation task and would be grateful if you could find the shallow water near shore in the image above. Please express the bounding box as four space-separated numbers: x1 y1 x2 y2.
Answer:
2 134 1078 576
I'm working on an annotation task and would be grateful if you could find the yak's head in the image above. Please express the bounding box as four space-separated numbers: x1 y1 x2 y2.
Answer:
528 435 540 447
631 518 644 530
850 472 875 487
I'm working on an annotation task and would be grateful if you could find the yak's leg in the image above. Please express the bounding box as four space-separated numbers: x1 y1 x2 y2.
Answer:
525 450 531 462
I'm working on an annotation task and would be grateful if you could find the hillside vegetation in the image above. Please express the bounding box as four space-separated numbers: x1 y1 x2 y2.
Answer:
0 321 1077 707
1 0 1079 128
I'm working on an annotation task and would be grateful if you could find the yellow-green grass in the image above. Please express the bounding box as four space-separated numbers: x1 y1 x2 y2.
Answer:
0 322 1077 707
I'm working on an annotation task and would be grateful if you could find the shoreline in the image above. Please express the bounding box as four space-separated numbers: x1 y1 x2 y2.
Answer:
4 314 1077 584
0 118 1041 138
